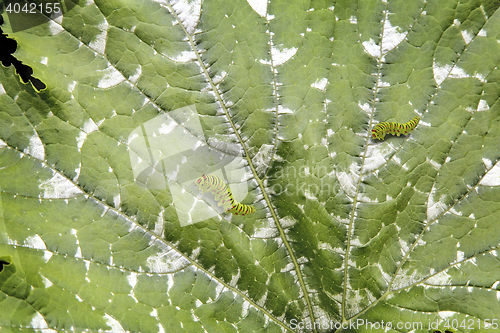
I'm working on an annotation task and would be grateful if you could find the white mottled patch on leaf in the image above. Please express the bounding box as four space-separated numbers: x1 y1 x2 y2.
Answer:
212 71 227 85
127 272 138 289
83 118 99 134
416 238 426 247
349 16 357 24
449 66 469 79
253 144 274 175
158 120 177 135
113 194 120 208
229 269 241 288
345 289 370 313
363 144 388 173
40 57 48 65
48 20 63 35
71 228 83 258
280 216 296 228
170 50 197 63
478 99 490 111
154 210 165 236
480 163 500 186
44 250 52 262
89 20 109 54
252 227 279 238
377 78 390 87
278 105 294 114
213 283 224 300
358 102 371 115
68 81 77 93
438 311 457 319
427 189 447 221
483 158 492 169
391 267 426 289
39 172 83 199
399 238 410 255
362 39 382 59
478 28 487 36
427 157 441 170
311 78 328 91
170 0 202 34
419 119 431 127
146 247 191 273
25 234 46 250
25 134 45 160
304 188 317 200
381 16 406 54
474 72 486 82
74 246 82 259
31 312 53 331
41 275 53 288
97 65 126 89
6 236 18 246
449 207 461 216
73 164 82 182
271 47 297 66
375 263 392 283
433 63 452 86
246 0 267 17
350 237 362 247
337 164 359 198
129 66 142 84
104 314 126 333
0 84 5 95
461 30 474 44
456 250 464 262
259 58 271 65
321 137 327 147
76 119 98 150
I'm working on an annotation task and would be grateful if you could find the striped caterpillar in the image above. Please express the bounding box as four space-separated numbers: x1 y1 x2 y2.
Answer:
371 116 420 140
195 174 256 215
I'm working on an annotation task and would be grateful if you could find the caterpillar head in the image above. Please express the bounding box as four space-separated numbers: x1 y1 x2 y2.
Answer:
371 129 385 140
195 174 208 191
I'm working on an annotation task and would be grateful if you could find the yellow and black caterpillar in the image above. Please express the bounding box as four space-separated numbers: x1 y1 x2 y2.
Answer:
371 116 420 140
195 174 255 215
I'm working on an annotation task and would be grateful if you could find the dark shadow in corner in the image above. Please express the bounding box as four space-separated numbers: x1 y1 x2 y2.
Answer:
0 15 46 91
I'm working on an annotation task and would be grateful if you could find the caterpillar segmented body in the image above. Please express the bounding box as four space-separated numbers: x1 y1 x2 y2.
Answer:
371 116 420 140
196 174 256 215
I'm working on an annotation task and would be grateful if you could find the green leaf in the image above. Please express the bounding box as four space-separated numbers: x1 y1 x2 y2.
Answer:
1 0 500 332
